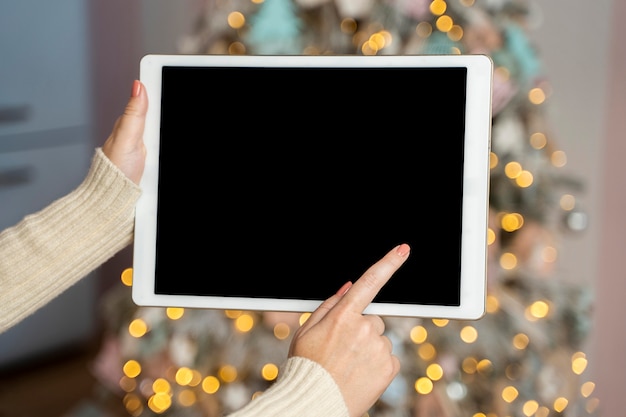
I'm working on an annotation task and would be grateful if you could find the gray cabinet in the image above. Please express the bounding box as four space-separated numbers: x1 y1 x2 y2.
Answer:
0 0 96 367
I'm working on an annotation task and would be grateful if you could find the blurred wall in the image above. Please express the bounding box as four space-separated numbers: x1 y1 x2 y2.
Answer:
531 2 625 416
591 1 626 415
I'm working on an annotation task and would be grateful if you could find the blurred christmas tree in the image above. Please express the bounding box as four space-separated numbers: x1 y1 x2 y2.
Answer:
94 1 598 416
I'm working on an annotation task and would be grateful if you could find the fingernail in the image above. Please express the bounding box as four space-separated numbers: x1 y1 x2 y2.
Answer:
336 281 353 296
396 243 410 257
131 80 141 97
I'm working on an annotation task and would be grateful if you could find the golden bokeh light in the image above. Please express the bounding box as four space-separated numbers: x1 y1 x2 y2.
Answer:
504 161 522 178
369 33 386 50
121 268 133 286
501 212 524 232
219 365 238 383
536 406 550 417
153 377 171 394
581 381 595 397
202 376 220 394
505 363 522 380
513 333 530 350
353 30 369 48
502 385 519 403
528 87 546 105
361 39 379 55
299 312 311 325
560 194 576 211
460 326 478 343
486 294 499 313
522 399 539 416
418 342 437 360
227 11 245 29
410 325 428 344
530 132 547 149
490 151 499 168
528 300 550 319
414 377 434 394
340 18 357 34
487 227 496 245
515 170 534 188
554 396 568 412
178 389 196 407
495 65 510 81
551 150 567 167
572 356 588 375
499 252 517 270
228 41 246 55
447 25 463 41
430 0 447 15
225 310 242 319
436 15 453 32
273 322 291 340
461 357 477 374
123 393 143 416
148 392 172 413
128 318 148 338
426 363 444 380
166 307 184 320
432 318 449 327
189 370 202 387
416 21 432 38
476 359 493 375
175 367 194 386
261 363 279 381
235 313 255 332
123 360 142 378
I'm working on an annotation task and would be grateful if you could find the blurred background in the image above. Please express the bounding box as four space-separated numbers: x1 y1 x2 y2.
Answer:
0 0 624 416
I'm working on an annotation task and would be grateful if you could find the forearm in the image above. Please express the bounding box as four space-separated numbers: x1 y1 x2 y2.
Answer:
0 148 141 333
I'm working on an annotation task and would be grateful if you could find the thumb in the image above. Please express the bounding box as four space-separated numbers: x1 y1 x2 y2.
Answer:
102 80 148 184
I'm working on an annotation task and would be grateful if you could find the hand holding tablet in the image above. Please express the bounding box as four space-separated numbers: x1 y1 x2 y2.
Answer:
132 54 493 319
288 243 410 417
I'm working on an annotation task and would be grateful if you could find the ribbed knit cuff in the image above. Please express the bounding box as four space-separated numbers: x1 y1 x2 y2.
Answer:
227 356 349 417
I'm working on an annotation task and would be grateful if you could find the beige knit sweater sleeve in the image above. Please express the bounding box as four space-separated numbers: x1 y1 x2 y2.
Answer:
0 148 141 333
0 148 351 417
228 356 350 417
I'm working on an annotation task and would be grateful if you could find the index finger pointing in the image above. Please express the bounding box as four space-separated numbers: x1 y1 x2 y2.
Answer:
340 244 411 313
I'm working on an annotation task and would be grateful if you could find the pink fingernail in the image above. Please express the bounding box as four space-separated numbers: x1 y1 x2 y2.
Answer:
336 281 353 296
131 80 141 97
396 243 410 257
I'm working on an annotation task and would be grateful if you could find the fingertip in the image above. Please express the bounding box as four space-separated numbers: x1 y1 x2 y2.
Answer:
127 80 148 116
131 80 141 98
396 243 410 258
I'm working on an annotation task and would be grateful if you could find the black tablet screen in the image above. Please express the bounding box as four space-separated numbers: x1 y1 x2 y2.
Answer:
154 66 466 306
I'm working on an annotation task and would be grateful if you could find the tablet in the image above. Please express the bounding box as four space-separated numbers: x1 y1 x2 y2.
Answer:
132 54 493 319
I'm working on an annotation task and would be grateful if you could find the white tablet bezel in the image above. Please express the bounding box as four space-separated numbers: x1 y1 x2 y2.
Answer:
132 53 492 319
